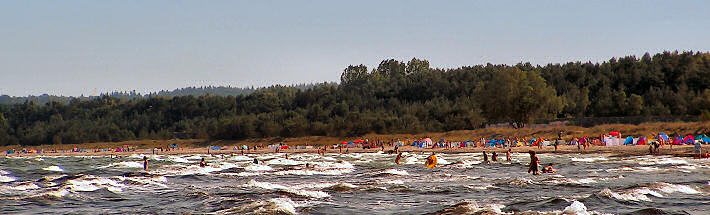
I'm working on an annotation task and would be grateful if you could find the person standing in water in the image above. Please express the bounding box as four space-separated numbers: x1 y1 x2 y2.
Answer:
506 148 512 161
395 152 402 165
253 157 259 164
483 151 489 164
143 156 149 171
528 150 539 175
491 151 498 162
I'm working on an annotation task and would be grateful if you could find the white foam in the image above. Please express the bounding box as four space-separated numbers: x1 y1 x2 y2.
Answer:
571 157 608 162
466 184 495 190
42 166 64 172
405 156 418 164
66 175 124 193
653 182 701 194
120 176 168 188
509 177 534 186
383 169 409 176
231 172 263 177
0 175 15 183
285 188 330 198
292 182 358 190
245 164 274 171
243 180 330 199
599 188 651 202
436 157 451 165
245 180 288 190
155 161 239 176
117 161 144 169
46 189 69 198
1 183 39 191
562 200 590 215
638 157 689 165
266 158 303 166
257 198 299 215
168 156 191 163
229 155 255 161
274 169 351 176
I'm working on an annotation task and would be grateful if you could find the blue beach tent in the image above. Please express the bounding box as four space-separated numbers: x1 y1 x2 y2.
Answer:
624 136 634 145
659 133 669 141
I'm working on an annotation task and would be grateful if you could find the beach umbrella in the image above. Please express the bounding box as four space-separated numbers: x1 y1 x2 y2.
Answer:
609 131 620 136
340 141 348 145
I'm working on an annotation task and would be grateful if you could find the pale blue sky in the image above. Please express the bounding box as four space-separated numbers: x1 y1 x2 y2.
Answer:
1 0 709 96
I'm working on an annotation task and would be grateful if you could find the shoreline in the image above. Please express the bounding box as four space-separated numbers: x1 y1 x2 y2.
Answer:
4 144 706 159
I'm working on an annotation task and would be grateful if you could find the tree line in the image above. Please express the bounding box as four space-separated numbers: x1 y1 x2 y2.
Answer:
1 51 709 146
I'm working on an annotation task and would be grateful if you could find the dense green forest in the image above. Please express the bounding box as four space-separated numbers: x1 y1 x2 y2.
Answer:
0 85 307 105
1 51 710 146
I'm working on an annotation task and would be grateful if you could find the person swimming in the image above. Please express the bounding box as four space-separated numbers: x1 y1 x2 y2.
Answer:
143 156 149 171
200 158 207 167
253 157 259 164
542 163 557 173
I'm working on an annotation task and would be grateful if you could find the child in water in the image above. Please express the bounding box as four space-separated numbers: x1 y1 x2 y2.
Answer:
491 151 498 162
528 151 539 175
200 158 207 167
542 163 557 173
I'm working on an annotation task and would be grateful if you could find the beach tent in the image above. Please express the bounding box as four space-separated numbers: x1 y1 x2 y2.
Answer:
210 146 221 150
171 143 178 148
624 136 634 145
659 133 669 141
423 138 433 147
604 137 621 146
683 135 695 144
696 134 710 144
487 139 497 147
637 136 647 145
673 136 683 145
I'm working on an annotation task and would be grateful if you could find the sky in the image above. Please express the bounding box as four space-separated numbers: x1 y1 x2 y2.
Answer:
1 0 709 96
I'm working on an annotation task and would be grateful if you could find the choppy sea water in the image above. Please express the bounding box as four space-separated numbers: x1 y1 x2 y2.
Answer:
1 152 709 214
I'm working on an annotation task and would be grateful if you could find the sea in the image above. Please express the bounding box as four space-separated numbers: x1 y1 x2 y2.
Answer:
1 151 709 214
